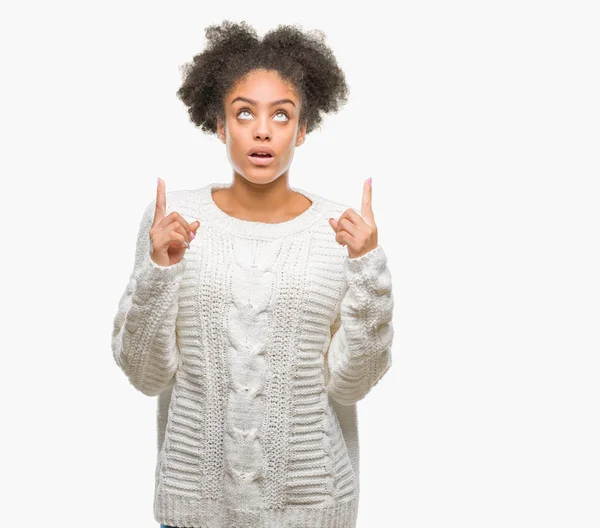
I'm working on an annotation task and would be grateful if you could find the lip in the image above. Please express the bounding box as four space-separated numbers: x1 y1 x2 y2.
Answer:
248 154 275 166
248 146 275 156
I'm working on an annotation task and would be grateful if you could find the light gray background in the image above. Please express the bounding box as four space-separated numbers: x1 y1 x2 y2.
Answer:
2 1 598 527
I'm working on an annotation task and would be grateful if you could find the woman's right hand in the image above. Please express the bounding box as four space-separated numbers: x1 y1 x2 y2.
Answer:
150 178 200 267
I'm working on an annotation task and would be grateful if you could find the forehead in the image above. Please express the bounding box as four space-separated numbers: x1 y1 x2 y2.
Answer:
227 69 299 103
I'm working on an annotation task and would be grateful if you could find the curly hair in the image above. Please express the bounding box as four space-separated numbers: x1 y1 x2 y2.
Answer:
176 20 350 135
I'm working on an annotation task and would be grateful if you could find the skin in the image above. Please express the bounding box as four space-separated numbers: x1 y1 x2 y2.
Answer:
328 177 378 259
150 177 200 267
149 69 378 266
149 176 378 265
215 68 311 223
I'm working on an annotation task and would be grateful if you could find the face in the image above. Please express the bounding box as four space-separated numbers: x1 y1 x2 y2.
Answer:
216 69 307 184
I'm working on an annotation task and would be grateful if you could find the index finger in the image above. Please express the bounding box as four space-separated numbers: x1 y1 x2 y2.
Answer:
361 177 374 225
153 177 166 226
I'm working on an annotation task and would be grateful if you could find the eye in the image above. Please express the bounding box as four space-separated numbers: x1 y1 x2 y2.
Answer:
237 109 289 121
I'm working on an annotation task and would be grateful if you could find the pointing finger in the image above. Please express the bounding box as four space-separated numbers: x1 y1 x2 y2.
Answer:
361 177 374 225
153 177 166 226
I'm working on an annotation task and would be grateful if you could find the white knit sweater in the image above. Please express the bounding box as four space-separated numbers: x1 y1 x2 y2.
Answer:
111 181 394 528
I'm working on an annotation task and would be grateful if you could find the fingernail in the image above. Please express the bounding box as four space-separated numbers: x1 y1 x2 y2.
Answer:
190 231 195 240
185 241 190 248
367 177 372 186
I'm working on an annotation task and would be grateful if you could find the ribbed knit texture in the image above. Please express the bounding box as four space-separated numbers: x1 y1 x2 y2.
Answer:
111 182 394 528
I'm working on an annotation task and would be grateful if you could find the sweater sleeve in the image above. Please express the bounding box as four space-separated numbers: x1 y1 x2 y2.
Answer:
324 244 394 406
111 200 187 397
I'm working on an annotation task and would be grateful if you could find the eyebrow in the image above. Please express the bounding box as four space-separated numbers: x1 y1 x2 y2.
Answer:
231 96 296 107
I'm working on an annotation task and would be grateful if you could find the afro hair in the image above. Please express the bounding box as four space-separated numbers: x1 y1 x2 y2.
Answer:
176 20 350 136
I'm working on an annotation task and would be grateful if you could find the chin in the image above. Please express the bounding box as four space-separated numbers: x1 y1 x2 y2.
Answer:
234 168 282 185
246 174 279 185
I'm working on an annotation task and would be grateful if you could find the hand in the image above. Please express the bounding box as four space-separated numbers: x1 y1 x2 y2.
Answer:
328 178 378 259
149 178 200 267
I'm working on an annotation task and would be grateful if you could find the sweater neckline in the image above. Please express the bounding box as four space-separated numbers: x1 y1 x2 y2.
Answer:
197 182 323 239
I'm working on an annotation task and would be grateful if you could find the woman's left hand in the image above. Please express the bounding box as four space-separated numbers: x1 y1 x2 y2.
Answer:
328 178 378 259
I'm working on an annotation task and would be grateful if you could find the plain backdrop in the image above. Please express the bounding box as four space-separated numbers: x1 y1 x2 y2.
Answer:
1 1 599 527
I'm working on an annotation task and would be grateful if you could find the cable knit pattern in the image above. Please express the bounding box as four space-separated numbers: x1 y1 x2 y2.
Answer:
111 182 394 528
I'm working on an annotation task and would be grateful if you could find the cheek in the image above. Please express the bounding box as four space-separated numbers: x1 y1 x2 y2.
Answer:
225 128 244 152
282 138 297 156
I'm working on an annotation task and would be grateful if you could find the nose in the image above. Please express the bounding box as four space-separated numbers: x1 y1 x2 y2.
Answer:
253 115 272 141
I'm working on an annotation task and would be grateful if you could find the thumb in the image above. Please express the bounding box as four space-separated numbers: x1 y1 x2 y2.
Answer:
191 220 201 231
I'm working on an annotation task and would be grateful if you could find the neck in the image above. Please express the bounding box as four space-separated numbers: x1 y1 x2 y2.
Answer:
224 172 300 217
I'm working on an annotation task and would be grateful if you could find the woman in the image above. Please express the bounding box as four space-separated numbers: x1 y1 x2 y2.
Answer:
111 20 394 528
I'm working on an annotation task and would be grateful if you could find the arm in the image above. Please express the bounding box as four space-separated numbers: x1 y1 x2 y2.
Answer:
111 201 187 396
325 245 394 406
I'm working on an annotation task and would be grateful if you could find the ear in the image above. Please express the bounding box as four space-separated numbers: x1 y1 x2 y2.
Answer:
295 119 307 147
216 115 226 144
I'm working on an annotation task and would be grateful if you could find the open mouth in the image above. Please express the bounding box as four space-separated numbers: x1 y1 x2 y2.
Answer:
248 153 275 165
